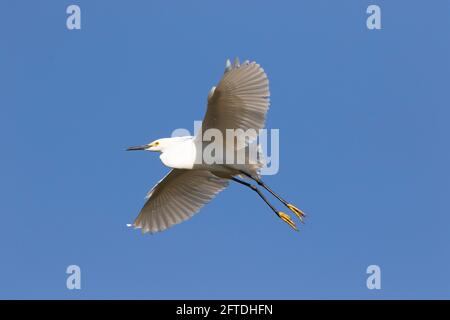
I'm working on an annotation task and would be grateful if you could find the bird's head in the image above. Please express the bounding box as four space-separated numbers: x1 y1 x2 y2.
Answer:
126 139 164 152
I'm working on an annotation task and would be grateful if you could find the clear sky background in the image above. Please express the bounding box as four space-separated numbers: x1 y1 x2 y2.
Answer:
1 0 449 299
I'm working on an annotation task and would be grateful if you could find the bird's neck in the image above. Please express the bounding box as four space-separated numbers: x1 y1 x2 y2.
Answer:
159 137 196 169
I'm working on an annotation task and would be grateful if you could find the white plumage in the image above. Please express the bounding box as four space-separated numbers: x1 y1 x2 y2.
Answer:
127 59 305 234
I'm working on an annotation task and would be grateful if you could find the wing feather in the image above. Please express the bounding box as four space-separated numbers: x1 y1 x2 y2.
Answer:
133 169 229 233
198 59 270 143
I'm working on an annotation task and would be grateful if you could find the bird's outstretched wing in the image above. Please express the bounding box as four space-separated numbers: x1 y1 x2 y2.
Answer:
132 169 229 233
198 59 270 143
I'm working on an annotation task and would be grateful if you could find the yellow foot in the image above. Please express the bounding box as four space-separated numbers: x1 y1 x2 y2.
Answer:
287 204 306 223
278 212 298 231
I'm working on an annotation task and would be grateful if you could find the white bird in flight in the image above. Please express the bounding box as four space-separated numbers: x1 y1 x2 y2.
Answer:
127 58 305 233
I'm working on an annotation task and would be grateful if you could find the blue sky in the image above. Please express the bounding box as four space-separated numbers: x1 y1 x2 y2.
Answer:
1 0 449 299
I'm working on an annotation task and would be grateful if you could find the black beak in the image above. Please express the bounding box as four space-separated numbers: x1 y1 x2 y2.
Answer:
126 144 149 151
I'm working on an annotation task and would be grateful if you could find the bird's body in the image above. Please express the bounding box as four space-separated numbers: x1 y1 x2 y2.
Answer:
149 136 261 176
127 59 305 234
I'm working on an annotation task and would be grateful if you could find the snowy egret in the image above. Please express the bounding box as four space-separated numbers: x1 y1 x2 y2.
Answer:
127 58 305 233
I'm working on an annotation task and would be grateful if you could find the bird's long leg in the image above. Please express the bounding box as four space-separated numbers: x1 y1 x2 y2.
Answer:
239 171 306 223
231 177 298 231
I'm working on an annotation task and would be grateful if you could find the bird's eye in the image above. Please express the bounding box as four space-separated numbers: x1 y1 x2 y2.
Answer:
154 142 159 146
